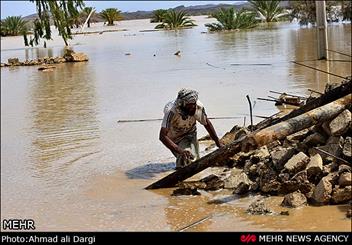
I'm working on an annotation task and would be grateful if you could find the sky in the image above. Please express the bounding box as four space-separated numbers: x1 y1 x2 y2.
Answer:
1 1 244 19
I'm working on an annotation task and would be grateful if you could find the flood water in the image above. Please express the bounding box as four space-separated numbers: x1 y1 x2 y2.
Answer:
1 16 351 231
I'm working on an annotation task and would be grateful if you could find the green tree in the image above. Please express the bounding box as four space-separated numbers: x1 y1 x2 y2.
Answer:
154 10 196 30
205 8 258 31
0 16 28 36
249 0 288 22
289 0 337 26
150 9 168 23
339 0 352 21
81 7 95 28
100 8 123 26
27 0 85 46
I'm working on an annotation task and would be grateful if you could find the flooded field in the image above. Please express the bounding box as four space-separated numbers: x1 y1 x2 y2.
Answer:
1 16 351 231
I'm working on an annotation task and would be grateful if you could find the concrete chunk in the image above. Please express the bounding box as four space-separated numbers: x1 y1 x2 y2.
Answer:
311 177 333 204
281 191 307 208
284 152 310 174
306 154 323 177
329 109 351 136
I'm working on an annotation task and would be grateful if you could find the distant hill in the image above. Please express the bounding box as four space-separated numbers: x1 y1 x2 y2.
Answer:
122 3 250 20
18 2 290 23
18 2 251 23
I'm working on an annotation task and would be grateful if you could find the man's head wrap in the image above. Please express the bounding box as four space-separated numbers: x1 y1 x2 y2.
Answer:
176 88 198 108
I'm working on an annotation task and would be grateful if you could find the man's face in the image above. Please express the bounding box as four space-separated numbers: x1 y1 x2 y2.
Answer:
184 102 196 116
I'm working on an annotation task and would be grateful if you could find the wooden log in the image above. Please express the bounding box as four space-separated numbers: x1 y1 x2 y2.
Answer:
146 138 243 189
146 94 351 189
241 94 351 151
255 79 351 130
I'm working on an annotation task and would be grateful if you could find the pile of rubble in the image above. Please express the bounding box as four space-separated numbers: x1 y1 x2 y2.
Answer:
171 80 352 218
0 48 88 68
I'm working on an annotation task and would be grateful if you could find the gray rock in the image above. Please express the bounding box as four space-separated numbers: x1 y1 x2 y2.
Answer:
311 176 333 204
323 162 338 175
250 181 259 191
284 152 310 174
325 171 340 185
281 191 307 208
201 174 224 191
259 168 281 193
267 140 281 149
338 164 351 174
318 136 344 162
303 132 326 147
229 151 252 168
234 182 250 195
70 53 89 62
8 58 20 65
270 146 295 171
286 129 310 142
64 48 89 62
247 199 272 215
248 164 258 177
343 137 351 158
306 154 323 177
329 110 351 136
182 167 229 190
339 172 352 187
223 170 252 189
243 160 253 173
321 121 331 135
250 146 270 163
280 171 313 195
331 186 352 204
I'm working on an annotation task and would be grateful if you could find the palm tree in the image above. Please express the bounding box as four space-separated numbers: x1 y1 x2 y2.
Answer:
150 9 168 23
249 0 288 22
69 12 83 28
0 16 28 36
81 7 95 28
28 0 85 46
100 8 123 26
205 8 258 31
154 10 196 30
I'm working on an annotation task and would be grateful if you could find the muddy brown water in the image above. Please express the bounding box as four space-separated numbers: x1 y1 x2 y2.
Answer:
1 16 351 231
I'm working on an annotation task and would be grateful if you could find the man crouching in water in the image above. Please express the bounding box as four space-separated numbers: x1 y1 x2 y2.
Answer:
159 89 223 170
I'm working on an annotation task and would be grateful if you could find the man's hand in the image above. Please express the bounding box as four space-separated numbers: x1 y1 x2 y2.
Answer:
180 149 194 161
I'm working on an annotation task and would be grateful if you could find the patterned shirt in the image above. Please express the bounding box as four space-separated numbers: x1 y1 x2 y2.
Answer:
161 100 208 143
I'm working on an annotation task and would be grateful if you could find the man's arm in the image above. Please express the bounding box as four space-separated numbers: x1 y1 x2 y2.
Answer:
159 127 194 159
204 118 223 148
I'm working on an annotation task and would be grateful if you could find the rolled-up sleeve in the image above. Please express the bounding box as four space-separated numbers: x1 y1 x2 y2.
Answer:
162 110 174 129
195 101 208 125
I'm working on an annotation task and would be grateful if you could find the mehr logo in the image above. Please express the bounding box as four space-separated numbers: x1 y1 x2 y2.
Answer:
241 234 257 243
2 219 35 230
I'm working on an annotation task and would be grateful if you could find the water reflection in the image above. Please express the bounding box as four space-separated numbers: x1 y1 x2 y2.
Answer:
29 62 101 187
289 24 351 91
24 47 57 61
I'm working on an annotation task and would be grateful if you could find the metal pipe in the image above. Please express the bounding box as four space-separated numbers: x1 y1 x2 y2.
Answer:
246 95 253 131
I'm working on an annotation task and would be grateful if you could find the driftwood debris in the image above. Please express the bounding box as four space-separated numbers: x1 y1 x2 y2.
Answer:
255 79 351 130
146 93 351 190
241 94 351 151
